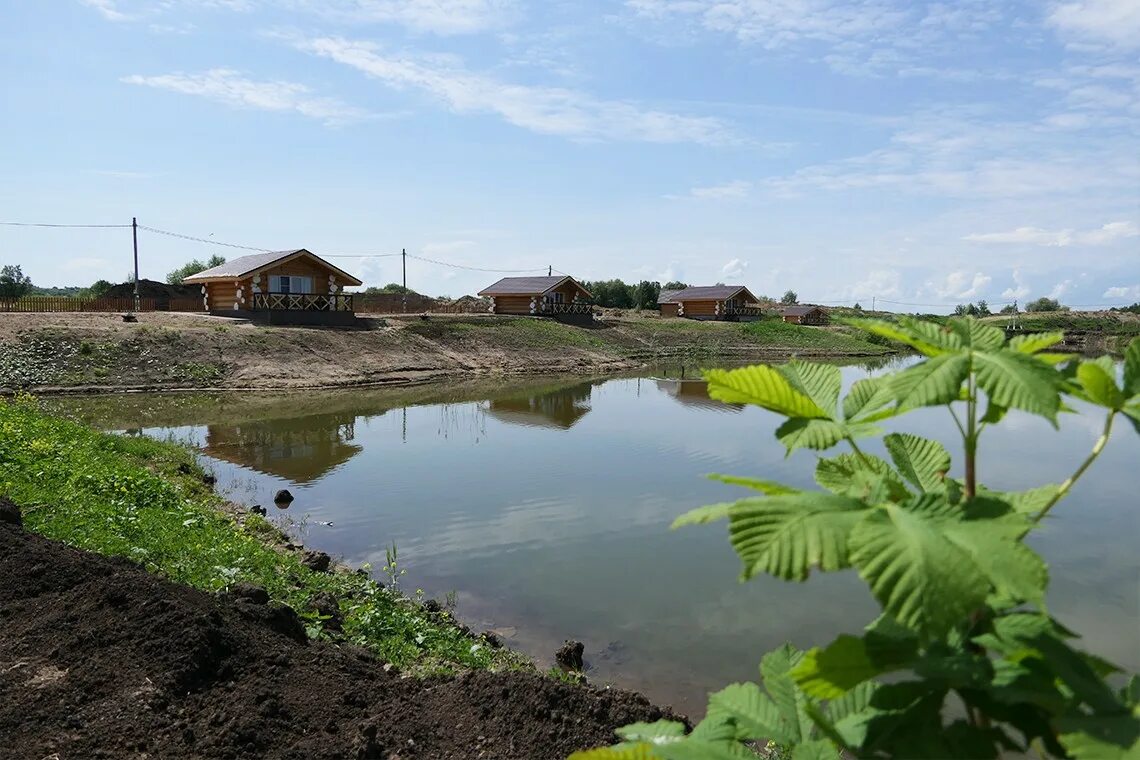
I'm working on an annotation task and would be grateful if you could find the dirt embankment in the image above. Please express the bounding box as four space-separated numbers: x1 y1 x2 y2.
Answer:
0 312 891 394
0 503 676 759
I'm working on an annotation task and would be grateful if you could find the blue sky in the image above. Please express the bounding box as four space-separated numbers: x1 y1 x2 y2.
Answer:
2 0 1138 310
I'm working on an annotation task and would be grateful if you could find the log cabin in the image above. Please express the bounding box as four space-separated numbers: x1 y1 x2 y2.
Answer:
658 285 762 321
478 276 593 321
181 249 363 326
781 305 829 325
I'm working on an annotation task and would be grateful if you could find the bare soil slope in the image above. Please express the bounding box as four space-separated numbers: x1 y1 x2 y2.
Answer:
0 506 675 759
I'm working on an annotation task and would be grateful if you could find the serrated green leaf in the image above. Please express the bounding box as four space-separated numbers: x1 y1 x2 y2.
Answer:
1057 714 1140 760
1122 676 1140 707
706 366 828 418
1077 361 1126 410
727 494 869 580
987 484 1061 515
883 433 951 492
941 520 1048 605
849 497 990 637
824 680 877 724
1124 337 1140 398
569 743 663 760
842 376 896 422
844 318 948 356
1010 331 1065 354
656 741 756 760
778 361 842 417
706 474 799 495
672 502 740 528
981 398 1007 423
615 721 687 744
913 646 993 688
973 348 1061 422
790 739 839 760
703 682 787 743
891 353 971 411
761 644 813 744
1124 402 1140 436
687 714 736 743
814 453 910 502
793 626 918 698
948 317 1005 351
775 418 847 452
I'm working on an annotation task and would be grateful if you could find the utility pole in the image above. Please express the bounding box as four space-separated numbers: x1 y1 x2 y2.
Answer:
132 217 140 312
401 248 407 313
872 296 876 313
548 265 552 276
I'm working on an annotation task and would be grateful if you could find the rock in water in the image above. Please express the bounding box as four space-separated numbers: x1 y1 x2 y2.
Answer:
273 489 294 508
555 640 584 672
300 550 331 573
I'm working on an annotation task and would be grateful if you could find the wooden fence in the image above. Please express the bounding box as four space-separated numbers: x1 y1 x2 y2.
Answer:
354 293 489 314
0 297 205 313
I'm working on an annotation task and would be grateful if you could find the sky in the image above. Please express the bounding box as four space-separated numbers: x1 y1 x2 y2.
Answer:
1 0 1138 311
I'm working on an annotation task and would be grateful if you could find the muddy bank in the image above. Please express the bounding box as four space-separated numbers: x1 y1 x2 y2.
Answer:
0 505 677 759
0 312 891 394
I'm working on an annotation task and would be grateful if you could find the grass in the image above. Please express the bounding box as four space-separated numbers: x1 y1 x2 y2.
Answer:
0 395 528 675
405 316 605 348
736 318 893 353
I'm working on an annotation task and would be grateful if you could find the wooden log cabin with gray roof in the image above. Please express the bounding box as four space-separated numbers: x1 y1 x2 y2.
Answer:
658 285 762 321
181 249 363 326
478 276 593 322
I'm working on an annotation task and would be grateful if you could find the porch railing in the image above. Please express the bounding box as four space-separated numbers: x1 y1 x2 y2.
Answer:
723 305 763 317
252 292 354 312
540 301 594 315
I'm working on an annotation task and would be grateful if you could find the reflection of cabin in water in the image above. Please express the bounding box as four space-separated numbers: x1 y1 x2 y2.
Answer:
654 379 744 412
482 383 594 429
202 412 364 483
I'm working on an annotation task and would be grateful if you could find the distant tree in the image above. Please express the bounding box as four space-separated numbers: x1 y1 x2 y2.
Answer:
633 280 661 310
0 265 33 298
1026 296 1064 312
999 303 1019 315
364 283 418 295
954 303 976 316
975 299 991 316
780 290 798 305
853 302 862 311
167 254 225 285
1111 302 1140 314
663 281 689 290
87 279 114 297
584 279 635 308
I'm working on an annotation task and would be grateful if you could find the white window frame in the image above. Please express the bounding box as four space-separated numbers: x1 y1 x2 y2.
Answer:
270 275 313 294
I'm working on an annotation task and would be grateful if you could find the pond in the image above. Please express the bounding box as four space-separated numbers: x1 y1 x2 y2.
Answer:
47 358 1140 715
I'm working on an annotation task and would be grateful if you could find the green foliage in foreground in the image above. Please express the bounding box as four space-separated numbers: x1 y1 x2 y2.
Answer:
575 318 1140 759
0 397 522 674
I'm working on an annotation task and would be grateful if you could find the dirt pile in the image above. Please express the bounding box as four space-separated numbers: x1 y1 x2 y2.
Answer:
0 504 678 759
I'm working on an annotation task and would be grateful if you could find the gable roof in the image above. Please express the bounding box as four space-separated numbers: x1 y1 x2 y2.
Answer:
478 275 591 298
782 305 825 316
658 289 683 304
181 249 363 286
670 285 758 302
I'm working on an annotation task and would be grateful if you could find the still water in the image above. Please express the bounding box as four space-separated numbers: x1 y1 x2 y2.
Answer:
48 360 1139 715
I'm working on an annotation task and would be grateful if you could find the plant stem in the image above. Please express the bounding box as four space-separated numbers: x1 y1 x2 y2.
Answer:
1033 410 1116 524
846 436 873 468
964 374 977 500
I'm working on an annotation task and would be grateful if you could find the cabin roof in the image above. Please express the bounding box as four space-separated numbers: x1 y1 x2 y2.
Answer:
781 305 825 316
670 285 757 302
658 289 683 304
181 249 363 286
478 275 591 298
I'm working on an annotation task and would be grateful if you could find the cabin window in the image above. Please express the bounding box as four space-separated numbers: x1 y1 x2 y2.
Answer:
270 275 313 294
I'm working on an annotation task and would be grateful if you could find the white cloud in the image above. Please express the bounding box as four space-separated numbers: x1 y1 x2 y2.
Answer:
963 220 1139 246
688 180 751 199
290 36 735 145
80 0 132 21
1001 269 1031 300
928 270 991 299
1048 0 1140 50
720 258 748 278
1103 285 1140 299
121 68 371 125
1049 279 1075 300
305 0 516 35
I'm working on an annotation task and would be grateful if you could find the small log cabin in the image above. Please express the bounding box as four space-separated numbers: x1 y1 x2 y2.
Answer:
659 285 762 321
781 305 829 325
478 276 593 319
182 249 363 325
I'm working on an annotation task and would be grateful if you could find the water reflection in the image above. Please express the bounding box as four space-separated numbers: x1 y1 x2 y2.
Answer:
654 379 743 413
482 381 596 429
204 412 364 483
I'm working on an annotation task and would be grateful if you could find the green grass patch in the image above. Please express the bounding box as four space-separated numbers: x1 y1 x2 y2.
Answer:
0 396 526 674
405 317 604 348
737 318 891 353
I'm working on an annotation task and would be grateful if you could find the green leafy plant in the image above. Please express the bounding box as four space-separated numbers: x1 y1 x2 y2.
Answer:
574 318 1140 760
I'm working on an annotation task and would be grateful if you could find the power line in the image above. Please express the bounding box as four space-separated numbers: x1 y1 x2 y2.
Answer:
406 254 547 273
137 225 272 252
1 221 131 228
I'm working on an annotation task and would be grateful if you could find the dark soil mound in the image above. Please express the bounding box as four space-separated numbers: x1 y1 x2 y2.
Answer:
0 518 677 759
103 278 199 301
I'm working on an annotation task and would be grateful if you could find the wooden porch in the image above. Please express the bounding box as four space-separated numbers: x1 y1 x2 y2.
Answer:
252 293 355 312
